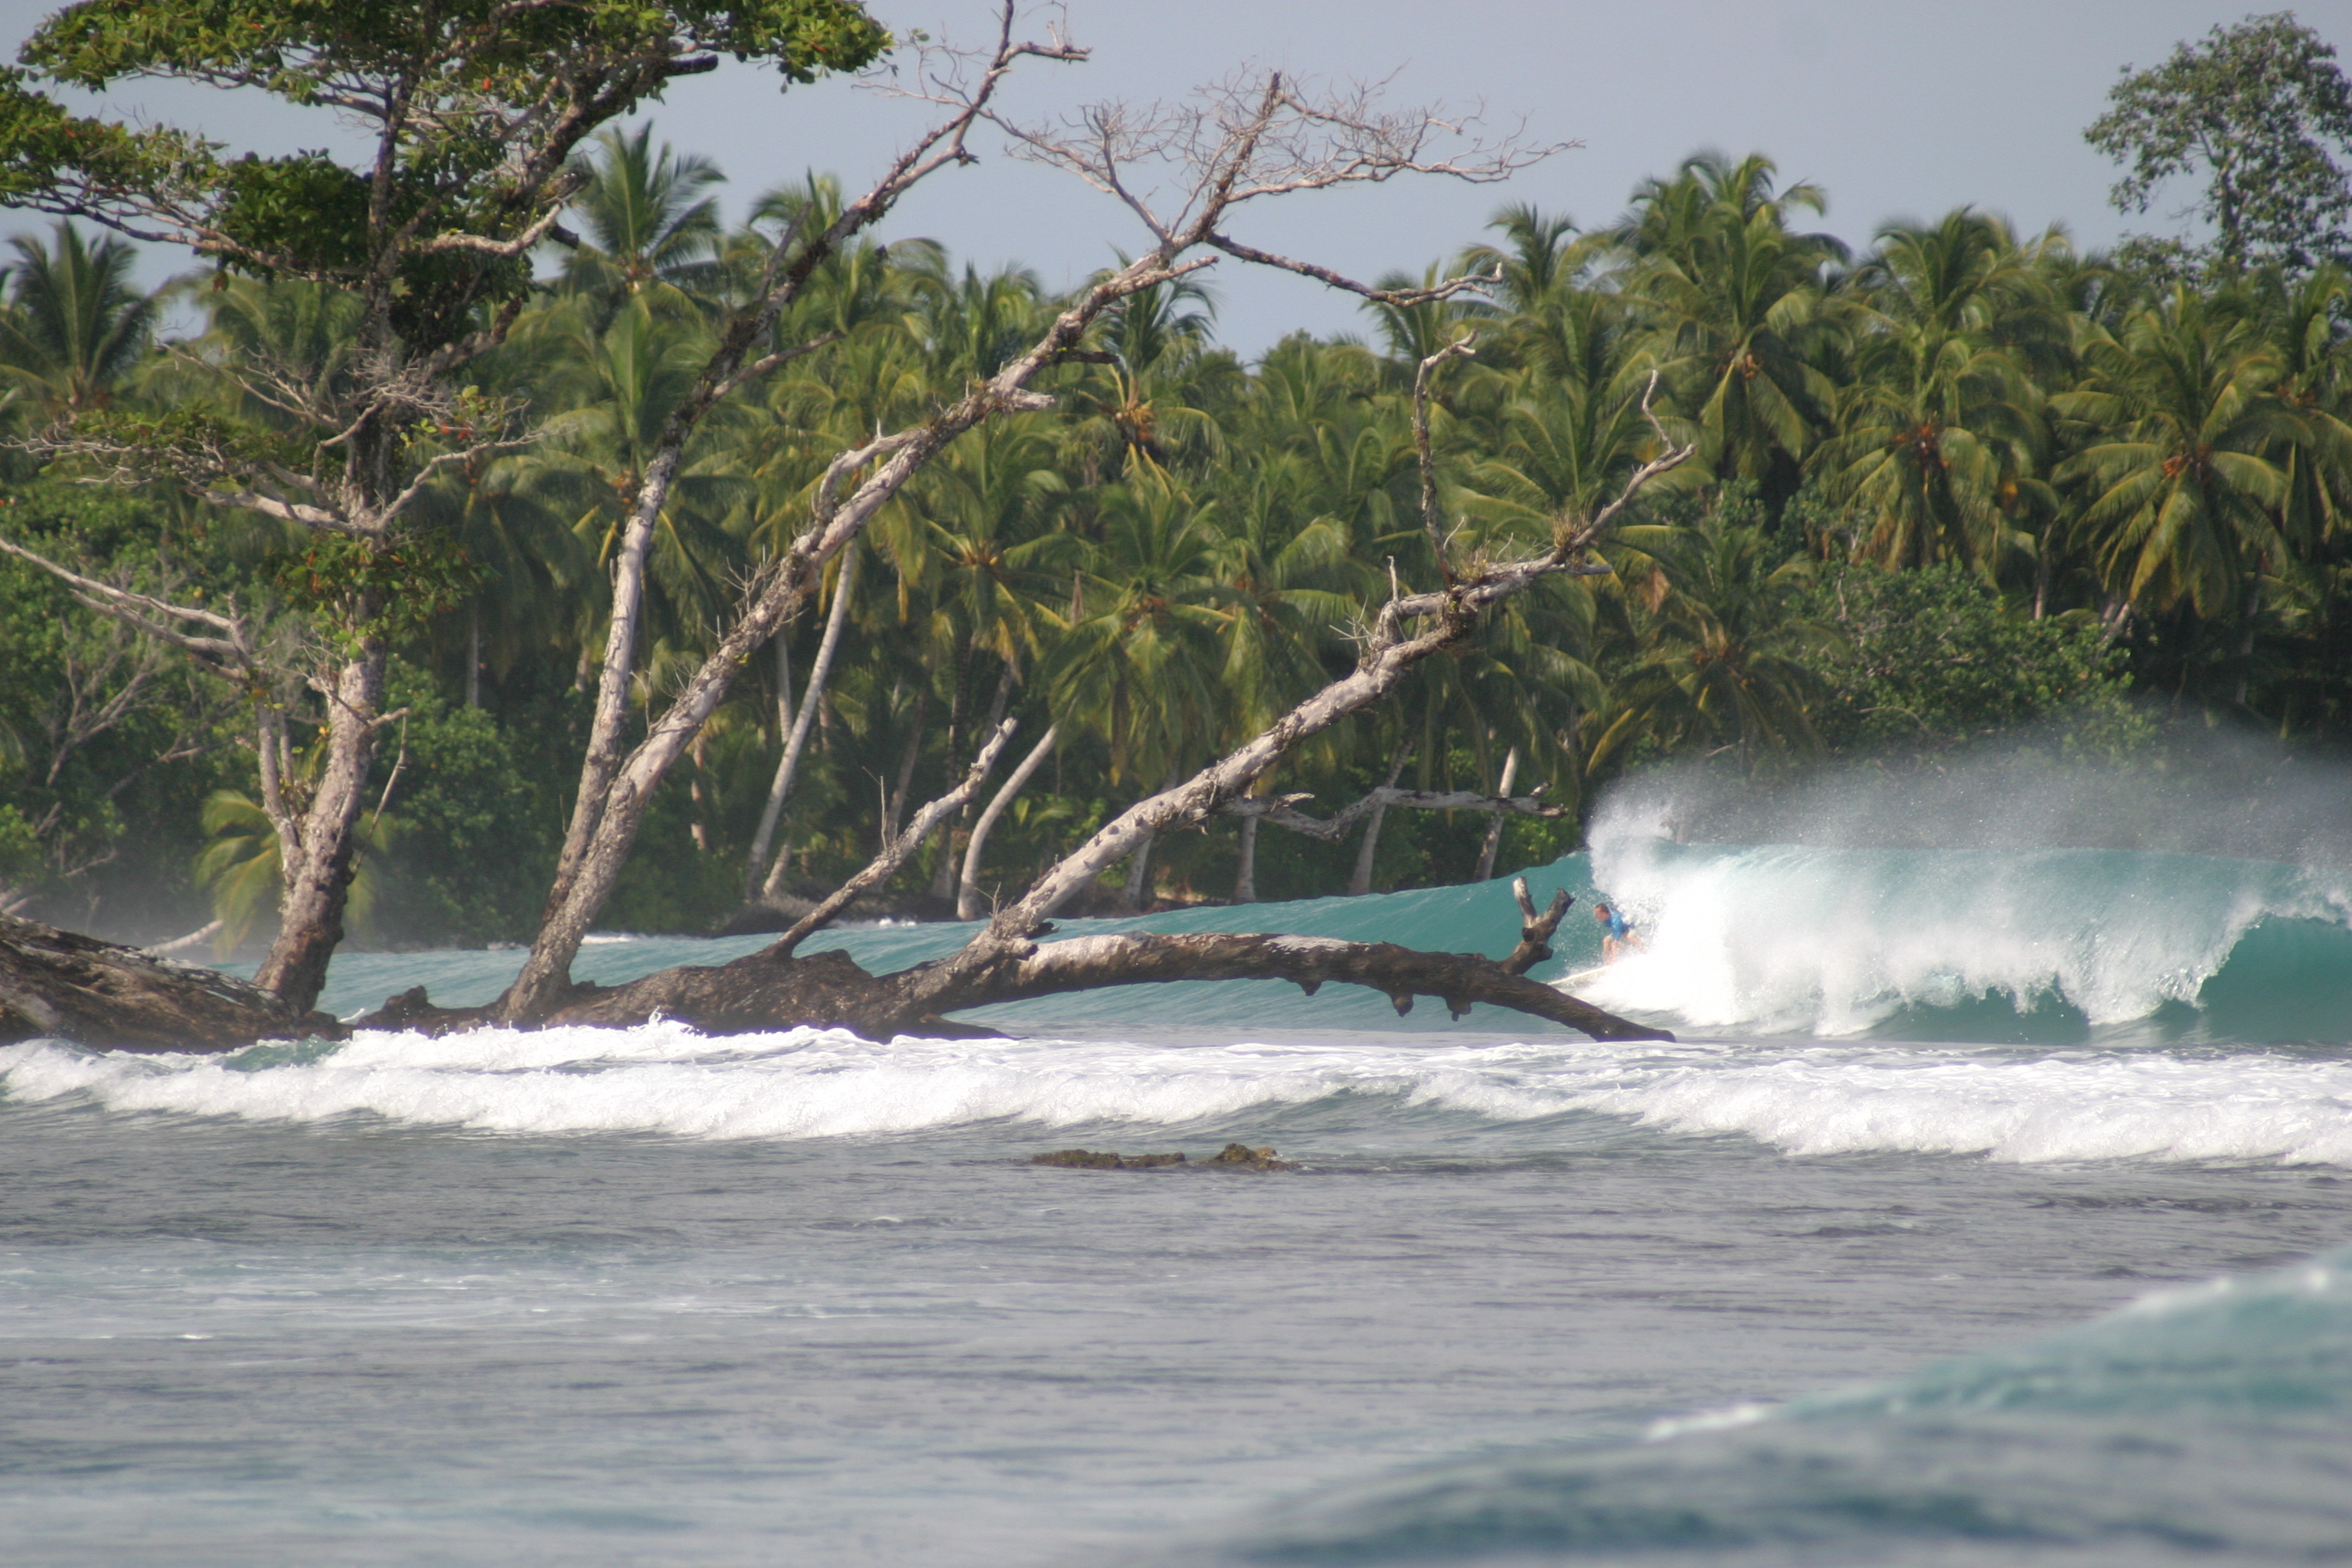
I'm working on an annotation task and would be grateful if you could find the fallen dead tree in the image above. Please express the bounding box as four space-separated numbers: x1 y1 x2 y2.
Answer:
351 873 1654 1044
0 31 1685 1057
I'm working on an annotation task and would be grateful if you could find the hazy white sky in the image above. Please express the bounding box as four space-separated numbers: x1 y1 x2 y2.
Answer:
14 2 2351 354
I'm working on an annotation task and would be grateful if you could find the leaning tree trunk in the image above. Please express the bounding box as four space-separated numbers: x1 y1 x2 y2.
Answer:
751 546 859 900
1472 746 1520 883
1346 739 1415 898
959 724 1057 920
253 639 388 1013
1233 813 1259 904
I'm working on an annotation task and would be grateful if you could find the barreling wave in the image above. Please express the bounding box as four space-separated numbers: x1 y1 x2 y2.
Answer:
1204 1248 2352 1564
1575 835 2352 1043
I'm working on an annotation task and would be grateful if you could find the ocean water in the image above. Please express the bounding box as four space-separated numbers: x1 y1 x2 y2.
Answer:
4 838 2350 1565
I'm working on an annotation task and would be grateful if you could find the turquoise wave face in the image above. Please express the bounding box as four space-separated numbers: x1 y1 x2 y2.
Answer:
1204 1248 2352 1564
1570 839 2352 1046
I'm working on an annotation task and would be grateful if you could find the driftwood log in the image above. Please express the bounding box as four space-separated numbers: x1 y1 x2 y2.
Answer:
0 914 341 1051
0 877 1667 1053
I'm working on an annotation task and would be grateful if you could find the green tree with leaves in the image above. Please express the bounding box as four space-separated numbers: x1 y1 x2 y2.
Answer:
2087 12 2352 276
0 0 887 1011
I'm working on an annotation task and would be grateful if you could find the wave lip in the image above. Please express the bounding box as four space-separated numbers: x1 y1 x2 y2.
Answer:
1576 837 2352 1040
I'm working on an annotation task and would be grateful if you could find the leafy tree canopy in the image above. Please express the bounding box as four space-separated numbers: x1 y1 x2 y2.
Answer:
2087 11 2352 276
0 1 887 328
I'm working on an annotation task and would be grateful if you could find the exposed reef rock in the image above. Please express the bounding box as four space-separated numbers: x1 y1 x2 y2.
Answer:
0 914 341 1053
1207 1143 1296 1171
1027 1144 1296 1171
1030 1148 1189 1169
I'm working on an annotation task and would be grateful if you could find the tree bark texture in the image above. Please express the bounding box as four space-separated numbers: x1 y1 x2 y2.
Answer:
959 724 1058 920
2 914 340 1052
252 640 389 1012
1474 746 1521 884
752 546 859 899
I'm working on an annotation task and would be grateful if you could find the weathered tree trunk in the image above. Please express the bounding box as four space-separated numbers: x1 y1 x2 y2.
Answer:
1473 746 1519 883
466 602 482 709
1233 813 1259 903
1346 738 1415 897
743 632 794 893
501 77 1597 1023
253 640 389 1012
883 687 930 843
959 723 1058 920
751 547 858 900
2 913 339 1052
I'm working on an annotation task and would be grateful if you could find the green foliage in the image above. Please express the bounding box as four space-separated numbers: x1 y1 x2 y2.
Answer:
2087 13 2352 274
8 19 2352 945
268 531 486 649
363 662 556 946
1795 565 2145 760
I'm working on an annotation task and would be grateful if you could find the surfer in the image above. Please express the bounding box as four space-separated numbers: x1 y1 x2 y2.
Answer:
1594 902 1642 964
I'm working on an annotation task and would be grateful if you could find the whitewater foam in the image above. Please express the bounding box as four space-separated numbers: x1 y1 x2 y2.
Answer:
1577 834 2352 1037
1573 1047 2352 1165
6 1026 2350 1168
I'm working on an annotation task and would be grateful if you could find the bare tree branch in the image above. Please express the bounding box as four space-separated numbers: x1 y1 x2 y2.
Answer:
1413 333 1478 581
766 720 1016 959
0 536 259 679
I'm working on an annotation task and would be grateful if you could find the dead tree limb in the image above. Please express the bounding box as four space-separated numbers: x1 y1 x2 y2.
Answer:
543 2 1087 958
521 895 1663 1044
499 54 1557 1021
1220 786 1560 841
1474 746 1521 883
748 544 860 899
1503 876 1573 975
1413 334 1477 582
936 368 1693 995
959 722 1060 920
767 722 1015 958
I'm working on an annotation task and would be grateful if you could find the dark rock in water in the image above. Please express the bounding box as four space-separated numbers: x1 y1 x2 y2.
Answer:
358 985 493 1036
0 912 340 1053
1208 1142 1295 1171
1027 1144 1294 1171
1030 1148 1187 1170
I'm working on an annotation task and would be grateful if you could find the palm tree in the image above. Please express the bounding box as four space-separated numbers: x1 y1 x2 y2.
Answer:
555 124 727 322
522 297 747 653
195 789 397 956
2055 289 2302 617
1586 518 1828 775
0 220 162 420
1064 263 1233 479
1612 152 1847 490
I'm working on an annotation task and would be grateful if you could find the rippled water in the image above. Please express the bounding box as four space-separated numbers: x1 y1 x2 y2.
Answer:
4 841 2349 1565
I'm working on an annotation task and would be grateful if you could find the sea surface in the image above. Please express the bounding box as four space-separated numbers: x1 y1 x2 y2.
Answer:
4 833 2350 1565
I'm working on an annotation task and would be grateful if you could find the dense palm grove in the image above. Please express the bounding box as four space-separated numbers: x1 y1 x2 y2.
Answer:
3 60 2350 951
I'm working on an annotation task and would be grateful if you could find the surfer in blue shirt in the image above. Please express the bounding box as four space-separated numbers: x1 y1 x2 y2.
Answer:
1594 902 1642 964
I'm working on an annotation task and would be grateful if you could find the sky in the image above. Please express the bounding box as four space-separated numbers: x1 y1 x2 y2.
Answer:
11 1 2352 355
